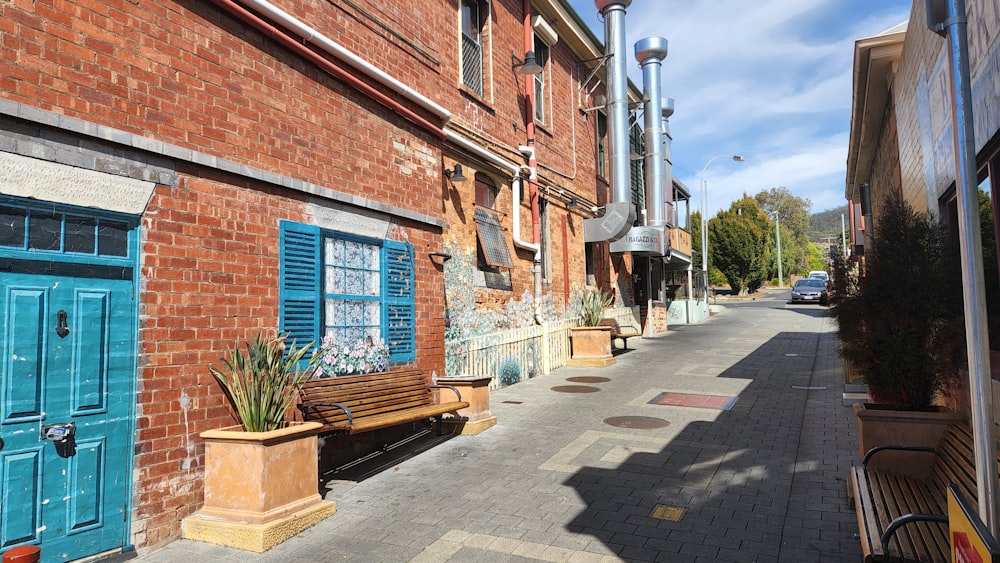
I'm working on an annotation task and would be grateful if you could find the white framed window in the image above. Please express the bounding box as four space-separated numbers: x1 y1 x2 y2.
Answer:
460 0 486 96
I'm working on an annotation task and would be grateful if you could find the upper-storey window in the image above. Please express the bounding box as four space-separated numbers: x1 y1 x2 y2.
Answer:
629 122 645 208
596 111 608 180
533 38 550 124
461 0 486 96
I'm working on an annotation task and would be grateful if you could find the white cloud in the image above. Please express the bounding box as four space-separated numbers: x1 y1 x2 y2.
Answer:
569 0 911 218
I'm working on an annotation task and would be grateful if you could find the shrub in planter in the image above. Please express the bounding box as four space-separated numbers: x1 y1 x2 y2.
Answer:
579 288 612 327
830 192 966 411
208 332 319 432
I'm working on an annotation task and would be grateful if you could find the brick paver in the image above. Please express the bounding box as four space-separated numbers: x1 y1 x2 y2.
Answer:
135 292 861 562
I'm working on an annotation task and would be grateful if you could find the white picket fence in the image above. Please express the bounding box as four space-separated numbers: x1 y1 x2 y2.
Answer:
444 308 636 389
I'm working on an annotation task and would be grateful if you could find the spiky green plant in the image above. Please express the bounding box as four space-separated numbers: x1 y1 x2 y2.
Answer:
209 333 318 432
579 289 612 327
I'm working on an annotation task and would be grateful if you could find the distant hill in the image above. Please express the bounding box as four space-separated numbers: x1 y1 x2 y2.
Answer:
809 205 849 244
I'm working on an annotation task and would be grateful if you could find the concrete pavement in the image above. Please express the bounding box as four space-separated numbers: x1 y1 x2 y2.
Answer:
135 292 861 562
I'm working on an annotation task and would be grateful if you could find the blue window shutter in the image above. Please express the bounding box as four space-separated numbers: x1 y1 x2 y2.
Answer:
279 221 322 354
384 239 415 362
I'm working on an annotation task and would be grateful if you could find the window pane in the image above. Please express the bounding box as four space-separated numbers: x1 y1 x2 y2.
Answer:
461 0 479 41
326 265 345 293
65 216 97 254
365 271 380 296
344 241 364 266
28 211 61 251
325 238 343 264
0 206 26 248
97 220 129 256
326 299 345 325
365 302 381 326
345 326 364 344
344 270 364 295
345 301 365 325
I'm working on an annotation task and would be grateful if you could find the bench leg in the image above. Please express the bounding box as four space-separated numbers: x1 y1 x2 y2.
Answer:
435 415 443 436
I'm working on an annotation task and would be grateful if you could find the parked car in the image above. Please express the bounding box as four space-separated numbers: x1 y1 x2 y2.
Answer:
791 278 829 305
807 270 830 283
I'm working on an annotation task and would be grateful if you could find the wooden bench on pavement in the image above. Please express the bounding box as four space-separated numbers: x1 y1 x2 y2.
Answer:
299 369 469 436
848 421 980 562
598 318 642 350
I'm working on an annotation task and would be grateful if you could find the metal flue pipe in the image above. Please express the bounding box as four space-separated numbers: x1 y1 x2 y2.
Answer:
635 37 668 227
596 0 633 207
661 97 675 224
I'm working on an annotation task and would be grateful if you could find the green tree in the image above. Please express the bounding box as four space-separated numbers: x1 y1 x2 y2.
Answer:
709 195 771 295
755 187 812 278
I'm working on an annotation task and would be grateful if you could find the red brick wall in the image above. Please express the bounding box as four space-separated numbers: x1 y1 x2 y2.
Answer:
1 0 616 548
134 171 443 547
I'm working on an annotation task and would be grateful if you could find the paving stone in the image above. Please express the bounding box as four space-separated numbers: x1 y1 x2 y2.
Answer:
132 294 864 562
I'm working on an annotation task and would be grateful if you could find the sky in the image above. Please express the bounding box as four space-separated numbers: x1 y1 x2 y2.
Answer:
565 0 914 217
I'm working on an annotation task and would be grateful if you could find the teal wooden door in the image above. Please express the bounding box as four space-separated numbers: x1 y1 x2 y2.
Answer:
1 203 136 561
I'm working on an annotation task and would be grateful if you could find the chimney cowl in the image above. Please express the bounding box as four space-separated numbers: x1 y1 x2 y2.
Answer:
634 36 668 63
595 0 631 11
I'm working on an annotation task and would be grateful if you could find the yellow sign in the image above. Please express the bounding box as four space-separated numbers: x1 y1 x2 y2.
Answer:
949 485 1000 563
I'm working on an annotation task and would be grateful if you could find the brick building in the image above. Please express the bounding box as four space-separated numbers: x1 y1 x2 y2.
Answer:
847 0 999 256
846 1 1000 393
0 0 683 557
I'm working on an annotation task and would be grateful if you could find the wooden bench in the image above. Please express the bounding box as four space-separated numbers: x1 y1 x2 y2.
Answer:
298 369 469 436
848 422 979 562
598 318 642 350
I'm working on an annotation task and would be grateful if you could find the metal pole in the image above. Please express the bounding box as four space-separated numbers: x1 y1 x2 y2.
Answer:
841 213 848 258
775 216 783 288
700 176 709 309
698 155 745 312
930 0 999 533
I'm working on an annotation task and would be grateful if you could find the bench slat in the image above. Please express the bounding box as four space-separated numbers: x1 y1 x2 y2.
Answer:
299 369 469 435
849 468 880 561
850 422 987 563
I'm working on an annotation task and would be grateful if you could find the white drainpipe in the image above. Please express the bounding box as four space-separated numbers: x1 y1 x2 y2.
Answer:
444 132 539 255
239 0 451 122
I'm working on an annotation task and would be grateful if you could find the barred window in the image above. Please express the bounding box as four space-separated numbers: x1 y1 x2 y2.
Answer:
461 0 485 96
533 39 549 123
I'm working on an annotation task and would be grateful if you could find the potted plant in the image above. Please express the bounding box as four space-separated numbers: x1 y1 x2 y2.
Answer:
829 192 965 475
182 333 336 552
567 288 616 367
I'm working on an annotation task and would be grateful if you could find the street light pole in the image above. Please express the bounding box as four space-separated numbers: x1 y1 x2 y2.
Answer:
698 154 745 309
773 212 783 288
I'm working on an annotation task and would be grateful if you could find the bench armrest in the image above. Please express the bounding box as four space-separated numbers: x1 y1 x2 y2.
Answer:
880 512 949 553
427 384 462 402
862 445 936 466
304 401 353 425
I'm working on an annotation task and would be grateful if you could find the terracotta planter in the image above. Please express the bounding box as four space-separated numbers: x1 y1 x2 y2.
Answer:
182 421 336 552
567 326 615 367
435 375 496 435
853 402 961 477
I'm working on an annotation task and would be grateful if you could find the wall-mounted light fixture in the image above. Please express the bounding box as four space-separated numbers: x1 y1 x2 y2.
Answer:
859 182 872 217
428 251 452 263
444 164 467 183
512 51 543 75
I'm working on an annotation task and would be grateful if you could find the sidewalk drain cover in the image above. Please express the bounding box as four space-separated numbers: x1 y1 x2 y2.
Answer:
566 376 611 383
502 400 523 404
604 416 669 429
651 504 687 521
551 385 601 393
649 392 737 410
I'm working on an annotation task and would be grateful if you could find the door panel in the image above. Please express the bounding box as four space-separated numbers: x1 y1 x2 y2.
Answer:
1 273 133 560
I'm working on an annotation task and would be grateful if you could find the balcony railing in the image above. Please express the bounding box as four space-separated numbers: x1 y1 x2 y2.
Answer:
669 228 691 257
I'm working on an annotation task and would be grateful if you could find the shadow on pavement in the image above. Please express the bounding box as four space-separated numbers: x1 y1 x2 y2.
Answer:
561 331 860 562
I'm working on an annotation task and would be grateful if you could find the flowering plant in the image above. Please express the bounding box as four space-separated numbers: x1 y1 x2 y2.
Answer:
312 335 390 378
